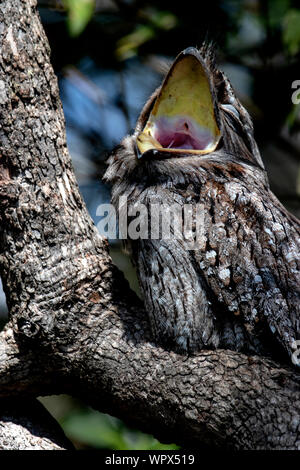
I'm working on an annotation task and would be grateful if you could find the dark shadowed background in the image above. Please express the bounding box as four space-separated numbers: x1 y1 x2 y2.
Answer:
0 0 299 449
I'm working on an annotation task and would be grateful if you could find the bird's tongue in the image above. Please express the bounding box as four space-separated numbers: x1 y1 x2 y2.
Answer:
153 116 214 150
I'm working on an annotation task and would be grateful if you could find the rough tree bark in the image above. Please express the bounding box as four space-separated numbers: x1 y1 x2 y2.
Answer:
0 398 74 450
0 0 299 450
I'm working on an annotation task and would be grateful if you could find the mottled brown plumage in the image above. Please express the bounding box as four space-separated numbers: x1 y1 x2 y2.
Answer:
104 45 300 364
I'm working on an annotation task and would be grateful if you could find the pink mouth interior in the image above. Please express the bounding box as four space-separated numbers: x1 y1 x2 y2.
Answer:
153 116 214 150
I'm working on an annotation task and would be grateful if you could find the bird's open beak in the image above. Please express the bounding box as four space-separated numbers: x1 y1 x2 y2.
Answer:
136 48 221 157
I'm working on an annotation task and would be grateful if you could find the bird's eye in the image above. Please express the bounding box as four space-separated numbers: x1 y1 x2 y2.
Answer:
221 104 240 119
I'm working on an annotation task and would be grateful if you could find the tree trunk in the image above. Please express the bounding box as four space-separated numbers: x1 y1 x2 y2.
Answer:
0 0 299 450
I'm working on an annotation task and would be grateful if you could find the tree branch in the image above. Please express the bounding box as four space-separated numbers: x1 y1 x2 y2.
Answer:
0 398 73 450
0 0 299 450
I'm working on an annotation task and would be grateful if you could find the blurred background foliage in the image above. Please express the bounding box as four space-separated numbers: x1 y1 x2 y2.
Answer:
1 0 300 450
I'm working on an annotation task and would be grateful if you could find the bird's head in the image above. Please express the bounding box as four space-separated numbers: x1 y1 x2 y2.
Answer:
134 46 263 168
104 45 266 189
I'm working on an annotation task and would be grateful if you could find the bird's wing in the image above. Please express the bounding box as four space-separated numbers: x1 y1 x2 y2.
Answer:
191 167 300 361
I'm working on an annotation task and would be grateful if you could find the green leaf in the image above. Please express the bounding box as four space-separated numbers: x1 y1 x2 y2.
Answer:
116 8 177 61
61 408 179 450
268 0 290 29
283 9 300 55
61 410 127 448
116 25 155 61
146 10 177 30
63 0 95 37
